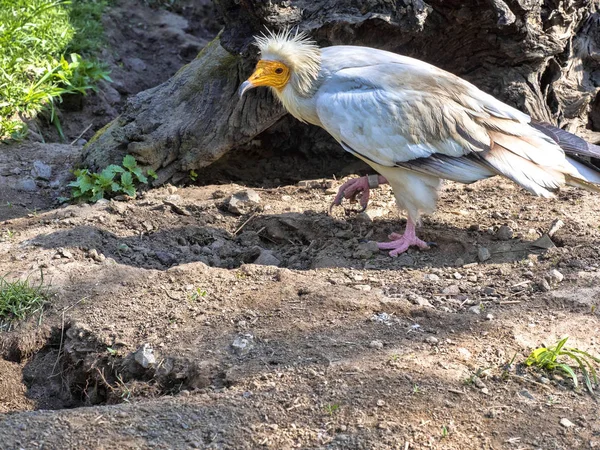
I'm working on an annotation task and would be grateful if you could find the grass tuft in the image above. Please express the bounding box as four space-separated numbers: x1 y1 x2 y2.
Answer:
526 336 600 393
0 0 112 141
0 273 50 330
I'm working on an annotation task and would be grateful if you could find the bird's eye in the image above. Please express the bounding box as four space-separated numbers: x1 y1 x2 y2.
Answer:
275 68 284 74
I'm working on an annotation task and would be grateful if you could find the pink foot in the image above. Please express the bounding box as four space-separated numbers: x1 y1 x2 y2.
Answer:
330 175 388 213
378 220 430 257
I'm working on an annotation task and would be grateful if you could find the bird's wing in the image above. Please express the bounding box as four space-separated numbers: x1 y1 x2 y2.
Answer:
315 63 572 195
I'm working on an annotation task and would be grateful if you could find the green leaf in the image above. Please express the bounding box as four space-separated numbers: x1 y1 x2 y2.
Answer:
120 171 133 187
122 155 137 171
556 363 578 389
130 166 147 183
147 169 158 180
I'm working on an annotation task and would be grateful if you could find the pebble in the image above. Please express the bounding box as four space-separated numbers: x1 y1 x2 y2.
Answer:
369 340 384 349
228 189 261 215
442 285 461 295
478 247 491 262
458 347 472 360
155 251 177 266
354 284 372 291
548 269 564 283
473 376 486 389
495 225 513 241
424 274 440 282
425 336 439 345
483 287 496 295
134 344 156 368
88 249 105 262
253 249 281 267
468 305 481 315
17 177 38 192
31 160 52 180
353 241 380 259
376 399 385 407
538 278 552 292
560 418 575 428
231 334 254 355
547 219 564 237
453 272 462 280
485 314 494 321
532 234 556 249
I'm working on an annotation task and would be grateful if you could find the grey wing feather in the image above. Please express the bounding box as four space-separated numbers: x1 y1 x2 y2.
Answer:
531 121 600 159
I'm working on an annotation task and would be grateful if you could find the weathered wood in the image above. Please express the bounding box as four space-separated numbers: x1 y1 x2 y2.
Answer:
82 1 600 182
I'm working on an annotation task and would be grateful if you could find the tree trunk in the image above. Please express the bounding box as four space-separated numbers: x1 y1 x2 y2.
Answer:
82 0 600 183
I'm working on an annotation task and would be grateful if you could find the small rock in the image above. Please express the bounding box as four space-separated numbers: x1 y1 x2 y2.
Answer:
453 272 462 280
369 340 384 349
354 284 372 291
468 305 482 315
495 225 513 241
281 195 292 202
547 219 564 237
455 258 465 267
231 334 254 356
353 241 380 259
371 312 392 324
424 274 440 282
532 234 556 249
483 287 496 295
560 418 575 428
228 189 261 215
376 399 385 407
485 314 494 321
88 249 105 262
253 249 281 267
458 347 472 360
134 344 156 368
538 278 552 292
481 387 490 395
442 285 461 296
57 248 73 259
478 247 491 262
425 336 439 345
17 177 38 192
31 161 52 180
155 251 177 266
548 269 564 283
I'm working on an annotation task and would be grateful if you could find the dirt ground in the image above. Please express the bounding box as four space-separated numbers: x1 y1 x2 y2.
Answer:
1 1 600 449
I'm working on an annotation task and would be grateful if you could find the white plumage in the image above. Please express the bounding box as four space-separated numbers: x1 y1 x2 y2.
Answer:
239 30 600 256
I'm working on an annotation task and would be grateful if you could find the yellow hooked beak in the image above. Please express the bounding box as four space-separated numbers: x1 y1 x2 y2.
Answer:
238 60 291 97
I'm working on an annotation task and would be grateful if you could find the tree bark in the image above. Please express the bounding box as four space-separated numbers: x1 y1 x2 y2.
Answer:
82 0 600 183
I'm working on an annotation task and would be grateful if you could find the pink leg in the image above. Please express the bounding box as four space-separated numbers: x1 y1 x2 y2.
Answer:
330 175 388 212
377 219 430 257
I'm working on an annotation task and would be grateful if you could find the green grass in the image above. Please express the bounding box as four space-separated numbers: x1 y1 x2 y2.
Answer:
526 336 600 393
0 0 112 141
0 273 50 330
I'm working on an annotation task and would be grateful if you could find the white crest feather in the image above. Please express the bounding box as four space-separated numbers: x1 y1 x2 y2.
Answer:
254 29 321 97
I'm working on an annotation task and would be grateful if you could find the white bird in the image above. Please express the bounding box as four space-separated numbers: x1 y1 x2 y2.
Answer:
239 30 600 256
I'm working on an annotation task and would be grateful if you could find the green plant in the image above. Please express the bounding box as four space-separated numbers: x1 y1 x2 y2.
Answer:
69 155 157 202
0 0 112 141
441 425 448 438
526 336 600 393
188 288 208 302
189 169 198 182
324 403 340 416
0 272 49 330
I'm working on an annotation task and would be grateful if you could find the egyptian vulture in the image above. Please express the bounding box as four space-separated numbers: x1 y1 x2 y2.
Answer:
239 31 600 256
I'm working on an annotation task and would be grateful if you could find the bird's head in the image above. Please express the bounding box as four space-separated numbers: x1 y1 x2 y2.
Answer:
239 29 321 98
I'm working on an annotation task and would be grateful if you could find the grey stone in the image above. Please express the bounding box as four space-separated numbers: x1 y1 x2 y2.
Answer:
548 269 564 283
155 251 177 266
17 177 38 192
442 285 461 296
495 225 513 241
134 344 156 368
560 418 574 428
253 249 281 267
532 234 556 249
478 247 491 262
353 241 380 259
547 219 564 237
369 340 384 349
31 161 52 180
231 334 254 355
228 189 261 215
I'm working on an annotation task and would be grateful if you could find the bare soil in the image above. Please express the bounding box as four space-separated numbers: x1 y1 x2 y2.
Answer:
1 1 600 449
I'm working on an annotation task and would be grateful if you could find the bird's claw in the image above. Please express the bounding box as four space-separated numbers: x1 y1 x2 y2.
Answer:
329 176 371 215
